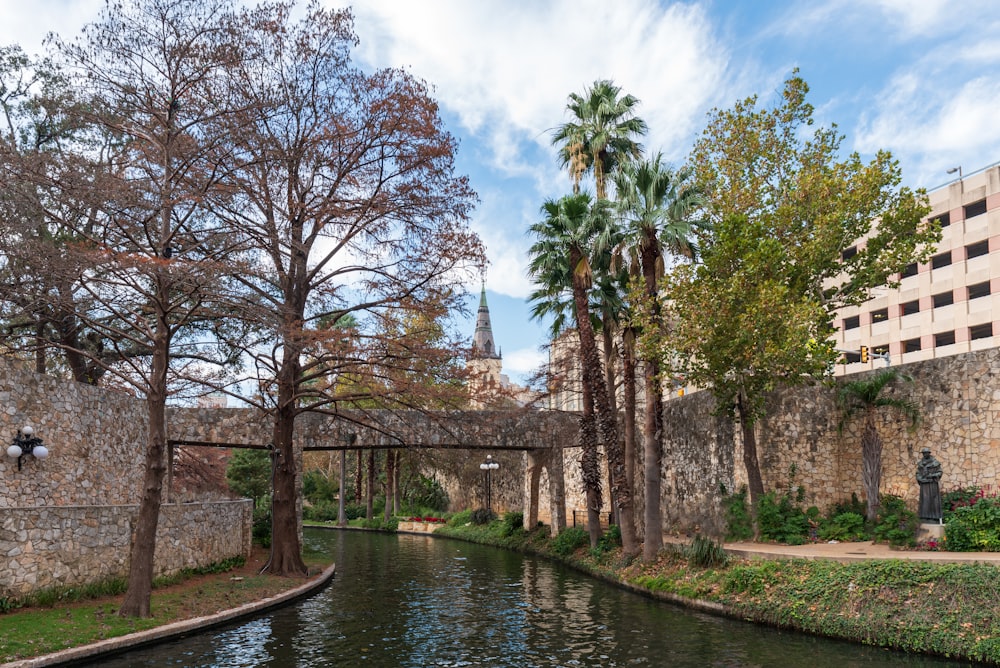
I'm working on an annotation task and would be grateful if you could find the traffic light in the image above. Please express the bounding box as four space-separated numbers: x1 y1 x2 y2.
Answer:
860 345 869 363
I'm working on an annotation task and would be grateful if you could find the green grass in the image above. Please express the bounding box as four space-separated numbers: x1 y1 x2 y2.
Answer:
0 553 329 664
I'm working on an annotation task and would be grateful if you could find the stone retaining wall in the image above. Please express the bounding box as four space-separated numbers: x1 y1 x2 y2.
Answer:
1 499 252 598
556 348 1000 538
0 358 252 599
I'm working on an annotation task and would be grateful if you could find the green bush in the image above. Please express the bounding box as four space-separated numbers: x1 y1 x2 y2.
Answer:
344 503 366 520
302 469 338 505
687 534 728 568
943 486 986 516
828 493 867 519
721 485 753 541
946 497 1000 551
501 511 524 537
818 512 867 541
410 474 450 512
303 501 339 522
756 488 809 544
551 526 589 556
252 496 272 548
471 508 495 525
448 508 474 526
590 524 622 556
872 494 919 547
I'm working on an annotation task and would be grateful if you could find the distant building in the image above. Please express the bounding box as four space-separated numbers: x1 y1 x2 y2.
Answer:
467 285 538 408
197 392 228 408
835 162 1000 372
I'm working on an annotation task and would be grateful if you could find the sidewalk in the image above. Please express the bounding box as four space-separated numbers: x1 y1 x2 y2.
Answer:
672 537 1000 564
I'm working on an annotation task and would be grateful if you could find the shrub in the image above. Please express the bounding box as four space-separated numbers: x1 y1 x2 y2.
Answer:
551 526 589 556
471 508 495 525
756 489 809 545
344 503 366 521
501 511 524 537
303 501 339 522
687 534 728 568
946 497 1000 551
828 493 867 520
720 484 753 541
448 509 474 526
943 486 987 516
818 512 867 542
591 524 622 556
252 496 272 548
871 494 919 547
410 474 450 512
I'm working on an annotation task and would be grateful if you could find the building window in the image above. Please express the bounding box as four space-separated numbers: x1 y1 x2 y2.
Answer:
843 315 860 330
931 251 952 269
970 323 993 340
964 199 987 219
872 344 889 356
932 291 954 308
966 240 989 259
930 211 951 227
969 281 991 299
900 262 918 279
935 331 955 347
841 246 857 261
842 351 861 364
903 338 921 353
870 308 889 323
901 300 920 316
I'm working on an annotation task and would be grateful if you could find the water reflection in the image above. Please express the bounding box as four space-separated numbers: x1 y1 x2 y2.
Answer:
91 529 977 667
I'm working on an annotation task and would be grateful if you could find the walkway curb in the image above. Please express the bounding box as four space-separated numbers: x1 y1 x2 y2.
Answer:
2 563 337 668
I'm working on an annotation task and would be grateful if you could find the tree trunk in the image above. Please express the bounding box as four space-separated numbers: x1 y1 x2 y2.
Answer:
640 240 663 562
119 317 169 617
366 449 375 520
737 391 765 507
601 319 620 527
264 346 307 577
861 413 883 521
618 329 639 558
393 451 402 514
384 449 395 521
354 451 363 504
570 247 604 547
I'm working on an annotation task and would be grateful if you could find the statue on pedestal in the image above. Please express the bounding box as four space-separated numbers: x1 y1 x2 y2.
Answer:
916 447 942 522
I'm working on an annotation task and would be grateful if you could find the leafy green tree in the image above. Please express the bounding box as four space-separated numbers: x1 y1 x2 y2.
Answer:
226 448 272 504
660 73 938 507
552 79 647 199
837 368 920 521
528 193 617 547
613 153 703 560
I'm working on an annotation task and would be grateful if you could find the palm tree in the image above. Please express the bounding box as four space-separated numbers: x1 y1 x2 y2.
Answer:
613 154 704 561
552 79 648 199
837 367 920 522
528 193 623 548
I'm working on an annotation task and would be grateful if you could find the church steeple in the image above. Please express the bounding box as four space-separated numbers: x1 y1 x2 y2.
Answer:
471 284 501 359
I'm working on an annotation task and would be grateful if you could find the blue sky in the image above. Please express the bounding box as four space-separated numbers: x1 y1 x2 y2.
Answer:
6 0 1000 386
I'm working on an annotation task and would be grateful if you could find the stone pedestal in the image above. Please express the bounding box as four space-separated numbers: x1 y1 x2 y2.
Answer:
916 521 945 543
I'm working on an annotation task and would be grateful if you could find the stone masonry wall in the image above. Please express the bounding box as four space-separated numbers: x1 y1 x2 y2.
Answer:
554 347 1000 538
1 499 252 598
0 358 251 599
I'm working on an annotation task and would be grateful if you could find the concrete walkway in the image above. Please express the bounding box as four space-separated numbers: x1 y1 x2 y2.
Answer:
669 537 1000 564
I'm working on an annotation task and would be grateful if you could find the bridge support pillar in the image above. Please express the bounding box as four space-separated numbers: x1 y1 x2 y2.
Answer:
525 447 566 535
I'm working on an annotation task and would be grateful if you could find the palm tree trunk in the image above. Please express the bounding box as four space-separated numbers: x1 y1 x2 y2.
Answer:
640 240 664 561
861 415 883 521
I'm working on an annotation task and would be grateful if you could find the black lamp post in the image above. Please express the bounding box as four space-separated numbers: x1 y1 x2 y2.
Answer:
479 454 499 514
7 425 48 471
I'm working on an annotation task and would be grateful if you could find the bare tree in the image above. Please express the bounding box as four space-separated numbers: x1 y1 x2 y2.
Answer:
214 3 484 575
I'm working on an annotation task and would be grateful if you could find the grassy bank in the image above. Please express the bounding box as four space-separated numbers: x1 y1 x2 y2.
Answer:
431 517 1000 665
0 547 330 664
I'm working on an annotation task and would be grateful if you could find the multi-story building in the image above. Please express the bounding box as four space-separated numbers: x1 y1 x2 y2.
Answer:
836 163 1000 373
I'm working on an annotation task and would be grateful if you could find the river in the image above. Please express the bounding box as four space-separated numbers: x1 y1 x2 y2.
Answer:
90 528 976 667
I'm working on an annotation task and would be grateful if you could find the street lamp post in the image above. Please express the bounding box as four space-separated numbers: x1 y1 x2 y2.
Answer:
479 454 499 515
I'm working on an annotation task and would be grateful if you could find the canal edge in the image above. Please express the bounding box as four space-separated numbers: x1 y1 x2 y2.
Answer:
1 563 337 668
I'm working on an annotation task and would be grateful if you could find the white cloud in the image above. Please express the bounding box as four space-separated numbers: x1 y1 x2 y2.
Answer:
0 0 103 56
503 346 547 378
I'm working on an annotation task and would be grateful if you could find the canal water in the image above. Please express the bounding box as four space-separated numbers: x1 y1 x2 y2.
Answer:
91 529 976 667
